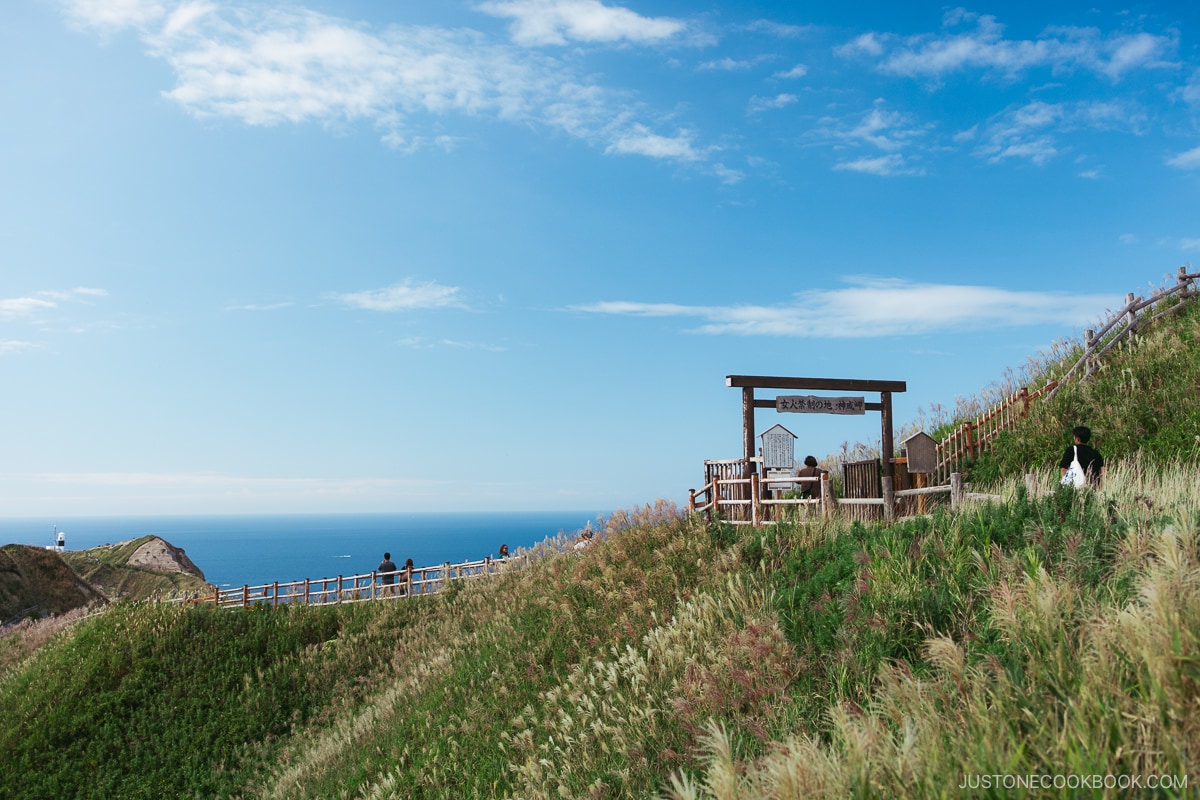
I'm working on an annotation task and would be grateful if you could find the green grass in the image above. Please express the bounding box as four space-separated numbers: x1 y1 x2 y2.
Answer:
2 287 1200 798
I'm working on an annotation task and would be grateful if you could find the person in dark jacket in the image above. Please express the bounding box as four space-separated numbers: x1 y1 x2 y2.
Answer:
1060 425 1104 486
377 552 398 595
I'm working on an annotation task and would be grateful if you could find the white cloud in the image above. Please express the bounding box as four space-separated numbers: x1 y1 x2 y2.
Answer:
1119 233 1136 244
833 153 922 176
57 0 168 32
605 126 703 160
742 20 812 39
697 56 770 72
54 1 709 165
748 93 797 114
836 32 885 58
227 301 295 312
0 340 35 355
0 287 108 319
1181 239 1200 252
0 296 58 318
773 64 807 79
333 280 466 312
571 277 1120 337
396 336 506 351
973 99 1146 165
848 12 1176 82
476 0 685 47
816 102 930 154
1167 145 1200 169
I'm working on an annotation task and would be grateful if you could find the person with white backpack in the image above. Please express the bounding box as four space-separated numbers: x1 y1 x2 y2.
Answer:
1060 425 1105 487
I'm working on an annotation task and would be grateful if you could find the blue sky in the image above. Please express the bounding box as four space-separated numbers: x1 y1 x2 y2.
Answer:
2 0 1197 516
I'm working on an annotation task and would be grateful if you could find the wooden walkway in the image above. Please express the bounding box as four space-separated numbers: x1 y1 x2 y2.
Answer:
175 554 523 610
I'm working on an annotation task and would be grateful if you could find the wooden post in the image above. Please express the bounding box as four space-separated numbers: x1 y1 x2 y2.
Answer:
1019 386 1030 416
688 489 696 514
1124 292 1137 333
950 473 964 510
1180 265 1194 298
212 584 219 608
965 421 977 459
444 562 451 591
337 575 343 604
880 390 895 520
242 585 249 609
916 472 927 514
304 578 310 605
406 568 414 597
711 476 720 523
820 472 834 518
742 387 756 477
750 473 761 525
1083 328 1096 378
273 581 279 608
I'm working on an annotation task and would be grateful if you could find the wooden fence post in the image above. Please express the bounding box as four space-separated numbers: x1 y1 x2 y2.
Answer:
688 489 696 514
751 473 761 525
1084 328 1096 378
273 581 279 608
337 575 343 604
242 585 249 609
965 421 977 460
304 578 310 605
820 473 835 518
950 473 964 510
1124 292 1137 334
711 476 720 524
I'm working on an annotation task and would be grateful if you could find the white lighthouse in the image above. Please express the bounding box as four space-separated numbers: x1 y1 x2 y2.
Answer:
49 526 65 552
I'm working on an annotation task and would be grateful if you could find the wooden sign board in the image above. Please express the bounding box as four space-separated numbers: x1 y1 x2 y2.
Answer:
760 424 796 469
776 395 865 415
903 431 937 473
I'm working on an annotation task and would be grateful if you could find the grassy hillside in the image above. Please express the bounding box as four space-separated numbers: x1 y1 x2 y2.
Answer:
964 291 1200 485
1 293 1198 798
61 535 212 602
0 544 102 624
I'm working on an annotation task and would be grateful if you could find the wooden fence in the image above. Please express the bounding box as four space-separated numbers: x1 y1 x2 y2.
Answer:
693 266 1197 522
174 554 523 610
688 469 995 525
932 266 1198 481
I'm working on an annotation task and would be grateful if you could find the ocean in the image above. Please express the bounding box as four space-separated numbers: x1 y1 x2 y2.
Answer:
0 511 606 589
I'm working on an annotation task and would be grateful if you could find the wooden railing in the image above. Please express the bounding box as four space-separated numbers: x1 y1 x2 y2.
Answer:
688 469 992 525
174 555 524 610
933 266 1198 482
694 266 1197 519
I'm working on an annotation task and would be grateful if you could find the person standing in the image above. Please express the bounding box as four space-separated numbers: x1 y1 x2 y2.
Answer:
795 455 825 500
377 552 398 595
1060 426 1104 486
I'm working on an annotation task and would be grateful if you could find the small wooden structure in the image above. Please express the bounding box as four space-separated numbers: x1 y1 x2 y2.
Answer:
727 375 907 519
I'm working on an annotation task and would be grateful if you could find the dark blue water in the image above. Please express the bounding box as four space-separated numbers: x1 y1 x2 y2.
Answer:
0 512 605 589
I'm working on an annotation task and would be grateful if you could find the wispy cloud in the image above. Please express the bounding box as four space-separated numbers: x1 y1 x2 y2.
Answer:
697 55 773 72
833 154 922 176
396 336 506 352
605 126 704 160
0 287 108 319
973 99 1147 165
1181 238 1200 252
54 0 708 164
773 63 807 79
0 339 35 356
748 93 797 114
333 280 466 312
571 277 1120 336
476 0 685 47
226 301 295 312
845 10 1177 82
1167 145 1200 169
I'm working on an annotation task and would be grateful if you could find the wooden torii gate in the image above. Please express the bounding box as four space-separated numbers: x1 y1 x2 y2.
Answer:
727 374 907 519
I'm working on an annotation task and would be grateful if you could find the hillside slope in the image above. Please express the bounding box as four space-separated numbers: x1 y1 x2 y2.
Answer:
1 293 1198 798
0 544 103 625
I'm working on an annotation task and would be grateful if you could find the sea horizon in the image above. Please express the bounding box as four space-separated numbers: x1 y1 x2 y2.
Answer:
0 511 608 590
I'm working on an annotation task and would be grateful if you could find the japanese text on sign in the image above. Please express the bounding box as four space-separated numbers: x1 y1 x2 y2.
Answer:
776 395 866 415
